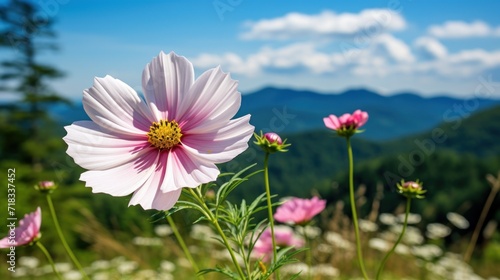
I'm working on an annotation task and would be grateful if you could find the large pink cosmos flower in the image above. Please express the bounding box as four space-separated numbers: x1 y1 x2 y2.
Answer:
323 109 368 131
64 52 254 210
0 207 41 248
253 226 304 261
274 196 326 225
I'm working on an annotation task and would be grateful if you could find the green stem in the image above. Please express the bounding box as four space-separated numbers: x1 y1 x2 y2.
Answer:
376 197 411 280
36 242 63 280
166 215 204 279
346 137 369 280
263 152 279 279
188 188 246 279
464 174 499 263
303 226 312 280
46 194 89 280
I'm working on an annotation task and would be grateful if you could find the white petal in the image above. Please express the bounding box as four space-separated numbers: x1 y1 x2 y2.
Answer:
160 148 219 193
151 188 182 210
142 51 195 121
128 152 202 209
79 149 159 196
83 76 155 136
131 186 182 211
128 157 165 208
177 66 241 132
64 121 150 170
181 115 254 163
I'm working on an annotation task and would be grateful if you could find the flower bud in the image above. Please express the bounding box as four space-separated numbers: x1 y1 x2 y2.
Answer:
205 189 216 201
264 132 282 145
397 180 426 199
35 181 57 193
254 131 290 153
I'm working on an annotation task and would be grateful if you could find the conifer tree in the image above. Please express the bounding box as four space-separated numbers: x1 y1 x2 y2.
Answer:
0 0 67 166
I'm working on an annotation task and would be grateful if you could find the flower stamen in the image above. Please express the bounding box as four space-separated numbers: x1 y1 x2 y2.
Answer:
147 120 182 150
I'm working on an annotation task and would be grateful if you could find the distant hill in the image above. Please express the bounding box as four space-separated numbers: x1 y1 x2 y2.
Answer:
49 87 500 141
236 87 500 140
389 103 500 157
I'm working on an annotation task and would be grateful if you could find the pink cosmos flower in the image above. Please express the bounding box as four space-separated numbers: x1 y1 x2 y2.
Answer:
253 226 304 261
323 109 368 131
64 52 254 210
0 207 41 248
274 196 326 225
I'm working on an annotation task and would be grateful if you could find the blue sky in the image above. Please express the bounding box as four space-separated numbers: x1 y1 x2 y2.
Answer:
5 0 500 100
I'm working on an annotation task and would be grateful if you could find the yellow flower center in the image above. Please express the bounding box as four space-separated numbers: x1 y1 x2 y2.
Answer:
147 120 182 150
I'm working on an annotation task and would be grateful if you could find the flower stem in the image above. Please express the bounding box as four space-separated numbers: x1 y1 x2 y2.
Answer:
464 172 500 263
303 226 312 280
376 197 411 280
45 194 89 280
36 241 63 280
263 152 280 279
166 215 204 279
346 137 369 280
187 188 246 279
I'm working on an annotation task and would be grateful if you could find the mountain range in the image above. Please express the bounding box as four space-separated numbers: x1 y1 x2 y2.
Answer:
50 87 500 141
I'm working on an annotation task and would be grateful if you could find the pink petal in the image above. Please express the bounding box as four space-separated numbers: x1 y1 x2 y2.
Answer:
181 115 254 164
338 113 352 125
0 237 9 248
323 115 340 130
142 51 195 121
308 197 326 218
64 121 150 170
83 76 154 135
177 66 241 132
0 207 41 248
352 110 369 128
80 149 159 196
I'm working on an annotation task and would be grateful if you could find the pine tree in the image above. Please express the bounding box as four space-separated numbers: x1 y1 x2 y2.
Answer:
0 0 68 166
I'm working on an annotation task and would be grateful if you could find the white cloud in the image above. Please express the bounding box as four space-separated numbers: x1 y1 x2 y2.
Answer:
402 48 500 78
241 9 406 40
192 33 500 86
414 37 448 60
191 43 338 76
428 20 500 38
374 34 415 63
191 34 416 78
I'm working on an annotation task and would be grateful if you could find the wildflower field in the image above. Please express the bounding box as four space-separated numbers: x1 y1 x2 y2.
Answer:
1 1 500 280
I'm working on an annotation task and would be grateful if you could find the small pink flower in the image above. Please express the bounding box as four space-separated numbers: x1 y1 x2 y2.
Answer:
264 132 282 145
0 207 41 248
253 226 304 261
64 52 254 210
274 196 326 225
323 110 368 137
